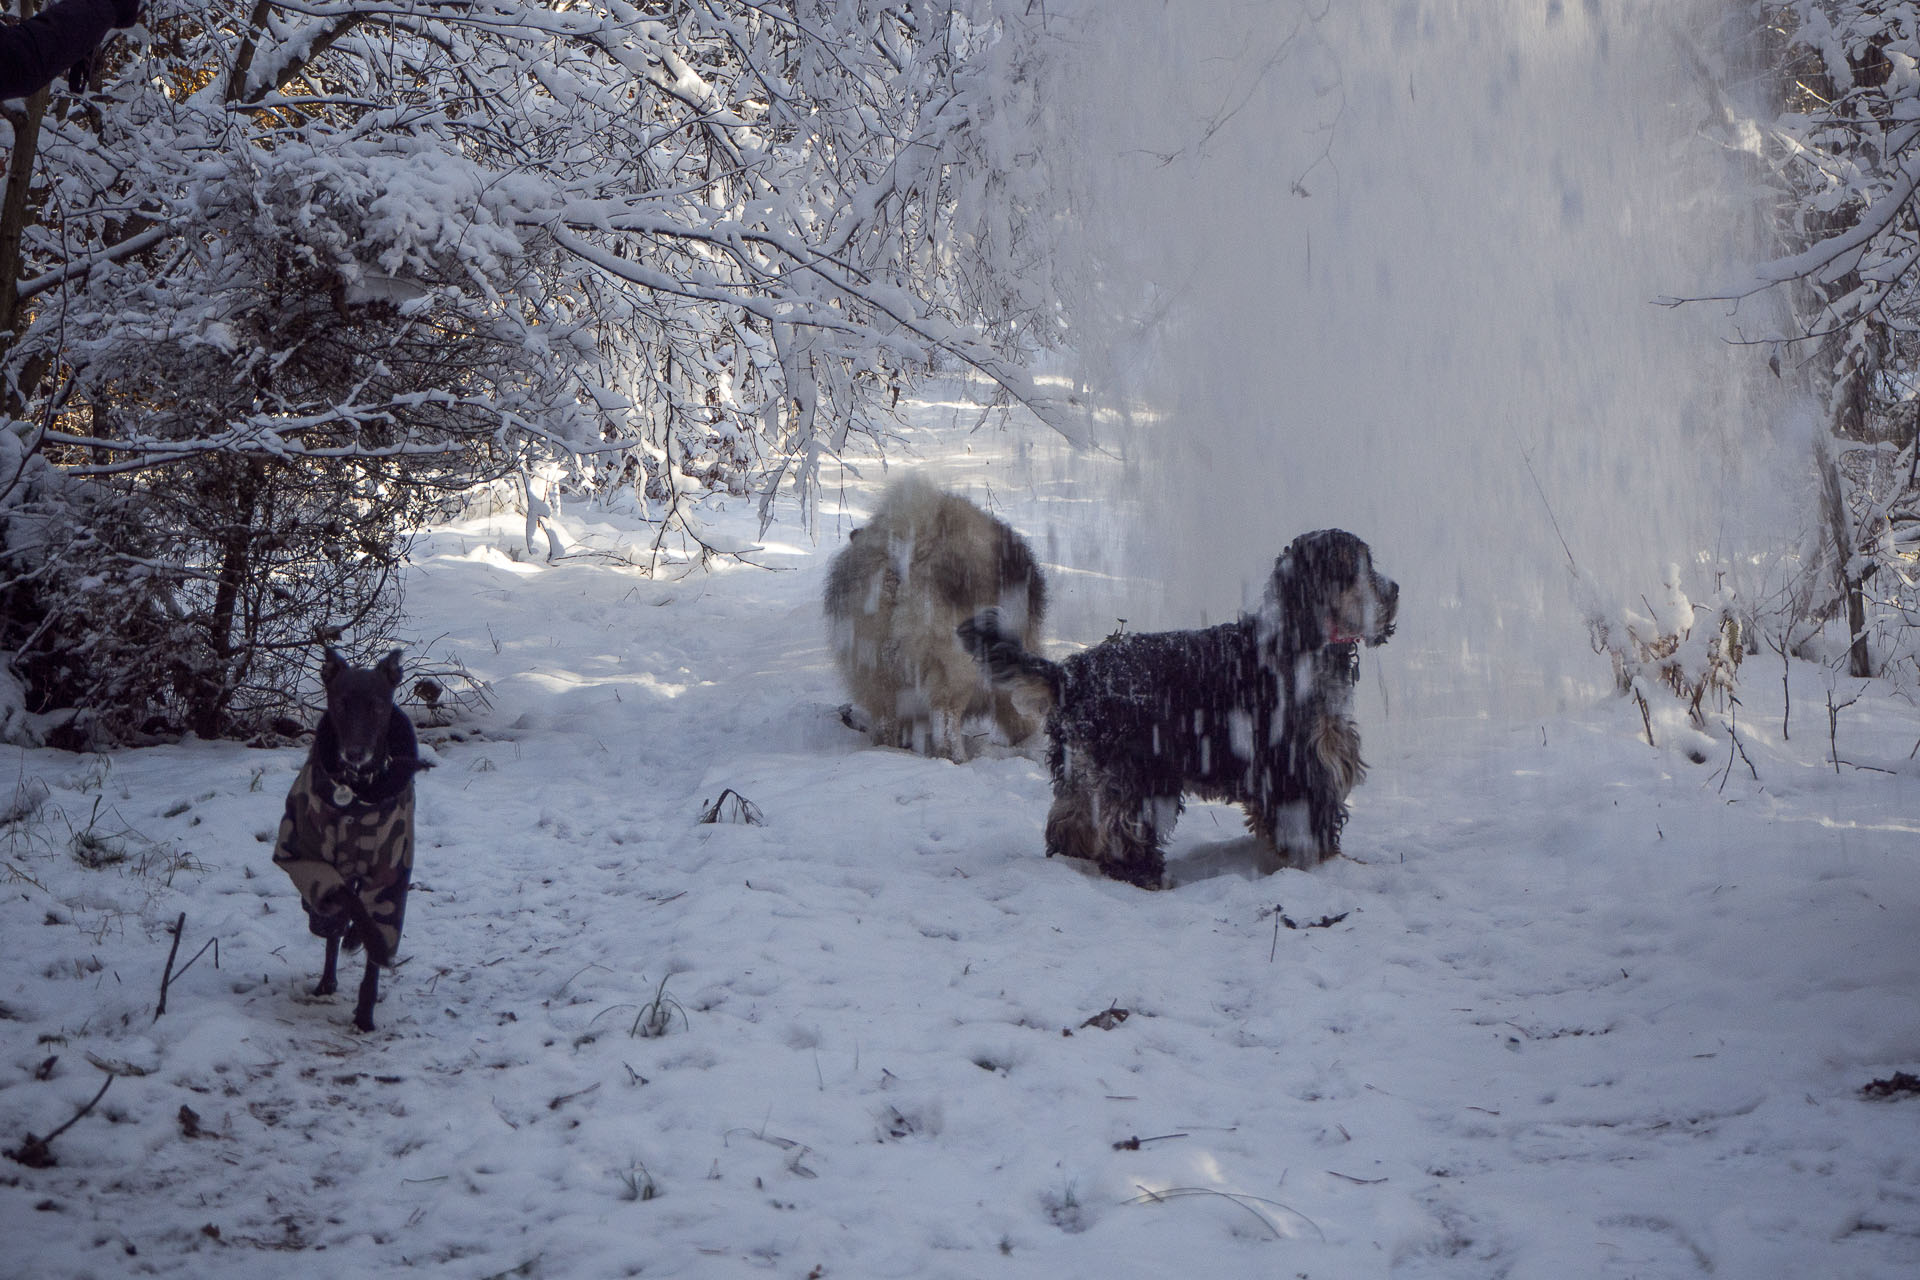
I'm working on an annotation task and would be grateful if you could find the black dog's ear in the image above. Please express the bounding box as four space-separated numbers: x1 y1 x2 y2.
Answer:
321 646 345 685
1279 530 1363 602
1274 534 1326 602
1280 530 1332 583
1260 532 1350 657
377 649 405 688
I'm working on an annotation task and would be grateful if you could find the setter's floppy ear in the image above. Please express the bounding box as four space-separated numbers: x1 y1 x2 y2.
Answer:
1255 535 1321 660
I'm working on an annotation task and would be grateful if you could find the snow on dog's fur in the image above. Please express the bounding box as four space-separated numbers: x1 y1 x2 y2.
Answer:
825 476 1047 760
959 530 1397 887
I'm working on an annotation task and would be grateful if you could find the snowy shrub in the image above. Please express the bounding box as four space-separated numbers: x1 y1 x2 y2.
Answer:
1584 568 1744 743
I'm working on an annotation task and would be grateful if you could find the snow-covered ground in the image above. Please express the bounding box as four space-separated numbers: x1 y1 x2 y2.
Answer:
3 397 1918 1279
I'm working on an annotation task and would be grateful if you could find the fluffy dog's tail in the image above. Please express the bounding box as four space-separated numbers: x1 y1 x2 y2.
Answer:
956 609 1061 709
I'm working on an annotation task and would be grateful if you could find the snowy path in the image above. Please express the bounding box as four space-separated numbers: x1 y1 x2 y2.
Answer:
4 411 1920 1279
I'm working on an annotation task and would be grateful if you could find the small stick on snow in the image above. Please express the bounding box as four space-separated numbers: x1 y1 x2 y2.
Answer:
4 1072 114 1168
153 912 187 1023
1112 1132 1190 1150
547 1082 602 1111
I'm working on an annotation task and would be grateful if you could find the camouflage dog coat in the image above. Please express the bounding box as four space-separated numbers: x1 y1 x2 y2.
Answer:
272 712 424 965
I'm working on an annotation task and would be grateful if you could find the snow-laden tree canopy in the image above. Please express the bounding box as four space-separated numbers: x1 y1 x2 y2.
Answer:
0 0 1077 742
1736 2 1920 674
4 0 1075 513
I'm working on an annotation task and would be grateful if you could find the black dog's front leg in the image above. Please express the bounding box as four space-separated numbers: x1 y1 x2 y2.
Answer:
315 934 340 996
352 955 380 1032
1306 776 1346 864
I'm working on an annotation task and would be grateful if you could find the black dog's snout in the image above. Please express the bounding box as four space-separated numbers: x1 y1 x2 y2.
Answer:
1374 574 1400 644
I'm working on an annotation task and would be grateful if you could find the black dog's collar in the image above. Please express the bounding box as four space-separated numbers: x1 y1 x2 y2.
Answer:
310 755 398 813
309 714 431 811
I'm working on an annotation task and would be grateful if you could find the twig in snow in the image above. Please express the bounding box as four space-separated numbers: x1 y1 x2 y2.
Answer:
548 1082 602 1111
1766 633 1792 740
1717 710 1758 793
1274 905 1350 932
478 1259 541 1280
153 912 187 1022
1827 688 1860 775
173 937 218 984
4 1071 114 1168
1112 1132 1189 1151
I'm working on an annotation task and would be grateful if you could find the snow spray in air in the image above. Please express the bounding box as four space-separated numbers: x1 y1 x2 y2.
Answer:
1041 0 1791 732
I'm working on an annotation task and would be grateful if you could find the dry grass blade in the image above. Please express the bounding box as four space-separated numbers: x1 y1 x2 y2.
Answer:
699 789 763 825
1124 1185 1325 1242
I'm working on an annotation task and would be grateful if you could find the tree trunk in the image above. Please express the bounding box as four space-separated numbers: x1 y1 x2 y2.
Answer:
193 464 263 738
0 81 51 412
1817 435 1873 678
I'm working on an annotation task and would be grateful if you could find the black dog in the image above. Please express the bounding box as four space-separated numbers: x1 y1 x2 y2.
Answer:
272 648 431 1031
959 530 1396 888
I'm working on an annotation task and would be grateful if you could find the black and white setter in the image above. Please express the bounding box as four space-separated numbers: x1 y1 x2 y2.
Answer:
958 530 1397 888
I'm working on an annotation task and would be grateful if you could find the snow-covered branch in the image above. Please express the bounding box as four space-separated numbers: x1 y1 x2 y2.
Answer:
1 0 1074 743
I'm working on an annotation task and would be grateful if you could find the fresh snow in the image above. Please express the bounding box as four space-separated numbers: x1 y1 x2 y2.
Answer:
3 398 1919 1280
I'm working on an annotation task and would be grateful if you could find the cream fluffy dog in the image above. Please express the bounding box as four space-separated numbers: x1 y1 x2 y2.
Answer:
825 476 1047 760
